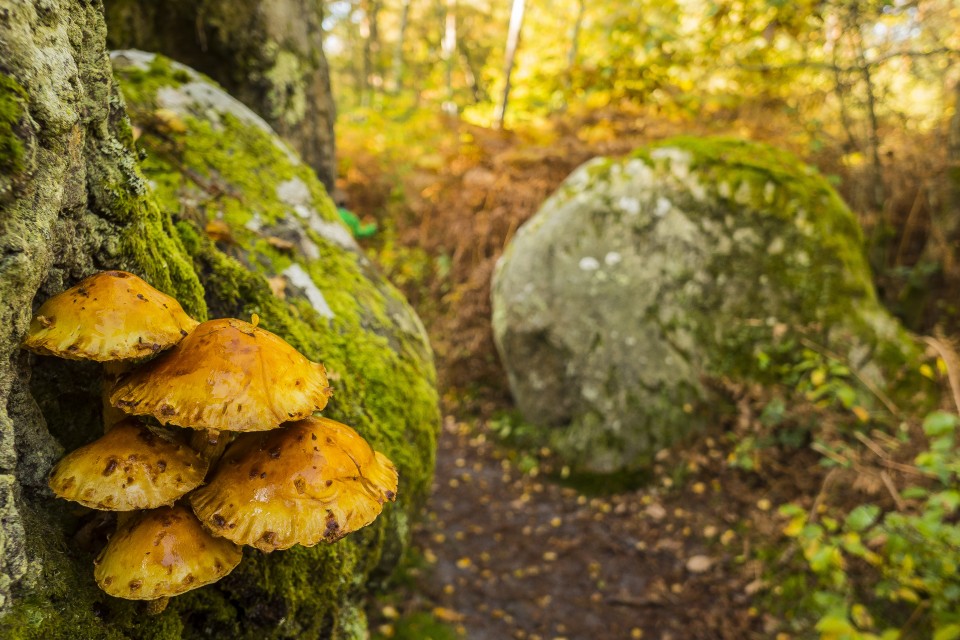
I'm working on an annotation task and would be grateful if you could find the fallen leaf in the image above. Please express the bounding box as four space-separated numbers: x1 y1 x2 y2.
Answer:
267 236 296 252
267 276 286 299
205 219 233 243
432 607 465 622
645 503 667 520
686 555 713 573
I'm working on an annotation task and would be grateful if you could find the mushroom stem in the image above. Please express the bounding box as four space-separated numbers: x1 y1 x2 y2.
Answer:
103 362 131 377
101 382 129 431
145 597 170 615
189 429 235 467
102 362 132 432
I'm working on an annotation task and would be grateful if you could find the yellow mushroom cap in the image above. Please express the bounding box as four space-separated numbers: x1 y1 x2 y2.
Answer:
22 270 199 362
94 504 242 600
190 417 398 552
109 318 333 432
47 418 208 511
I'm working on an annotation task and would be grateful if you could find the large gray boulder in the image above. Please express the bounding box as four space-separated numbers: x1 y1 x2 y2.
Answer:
492 137 931 476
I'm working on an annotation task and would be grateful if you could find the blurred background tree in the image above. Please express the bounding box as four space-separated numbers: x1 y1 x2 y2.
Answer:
324 0 960 331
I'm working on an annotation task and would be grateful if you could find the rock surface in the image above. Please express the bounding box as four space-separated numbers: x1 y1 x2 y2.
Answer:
0 24 437 639
492 137 930 476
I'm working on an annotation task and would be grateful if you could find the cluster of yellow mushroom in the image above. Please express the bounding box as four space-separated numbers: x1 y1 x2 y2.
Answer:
22 270 398 602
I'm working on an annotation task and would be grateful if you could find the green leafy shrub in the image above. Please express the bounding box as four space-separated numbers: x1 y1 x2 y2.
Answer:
779 411 960 639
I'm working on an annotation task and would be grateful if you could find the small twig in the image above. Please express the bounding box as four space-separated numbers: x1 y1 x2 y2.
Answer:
853 431 889 460
922 333 960 415
810 442 850 468
879 470 906 511
898 601 930 639
808 467 843 524
878 458 936 478
606 593 674 608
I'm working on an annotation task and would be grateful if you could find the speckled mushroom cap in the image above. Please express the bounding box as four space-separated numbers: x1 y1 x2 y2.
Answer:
109 318 333 432
22 270 199 362
189 417 398 552
47 418 208 510
94 504 242 600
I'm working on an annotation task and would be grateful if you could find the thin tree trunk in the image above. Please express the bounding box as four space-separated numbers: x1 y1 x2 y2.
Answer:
361 0 383 104
567 0 585 77
442 0 457 114
948 78 960 220
459 41 483 103
494 0 527 128
859 57 885 211
830 33 859 153
849 3 884 211
389 0 412 94
935 76 960 283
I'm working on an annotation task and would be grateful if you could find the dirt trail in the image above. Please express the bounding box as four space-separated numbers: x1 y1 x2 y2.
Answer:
399 416 781 640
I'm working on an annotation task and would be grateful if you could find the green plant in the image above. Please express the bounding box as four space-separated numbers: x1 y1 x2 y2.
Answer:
373 611 464 640
779 410 960 639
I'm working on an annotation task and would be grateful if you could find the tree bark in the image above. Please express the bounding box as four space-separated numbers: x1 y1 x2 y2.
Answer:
928 74 960 285
104 0 339 192
948 77 960 233
0 0 206 617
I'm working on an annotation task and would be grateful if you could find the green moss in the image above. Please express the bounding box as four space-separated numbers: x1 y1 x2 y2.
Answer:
0 503 187 640
638 136 873 301
630 136 937 414
112 55 187 110
0 73 28 177
119 198 208 320
112 56 438 492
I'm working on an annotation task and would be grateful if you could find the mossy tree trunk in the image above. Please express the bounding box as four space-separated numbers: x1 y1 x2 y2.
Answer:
1 3 435 638
0 0 206 617
104 0 338 192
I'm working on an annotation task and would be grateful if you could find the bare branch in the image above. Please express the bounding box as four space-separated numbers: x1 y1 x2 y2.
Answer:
733 47 960 74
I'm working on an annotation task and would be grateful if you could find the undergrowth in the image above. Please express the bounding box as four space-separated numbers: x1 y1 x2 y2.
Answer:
726 341 959 640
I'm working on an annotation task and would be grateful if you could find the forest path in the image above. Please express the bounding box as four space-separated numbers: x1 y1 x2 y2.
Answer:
380 414 793 640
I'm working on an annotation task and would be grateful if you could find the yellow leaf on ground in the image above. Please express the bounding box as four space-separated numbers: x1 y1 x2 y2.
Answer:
432 607 465 622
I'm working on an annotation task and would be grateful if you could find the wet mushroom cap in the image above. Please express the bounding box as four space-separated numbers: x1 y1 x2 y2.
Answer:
48 418 208 511
22 270 199 362
190 417 399 552
94 504 242 600
110 318 333 432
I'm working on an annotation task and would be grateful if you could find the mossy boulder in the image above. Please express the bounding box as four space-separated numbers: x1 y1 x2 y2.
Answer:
0 45 438 640
492 137 934 476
